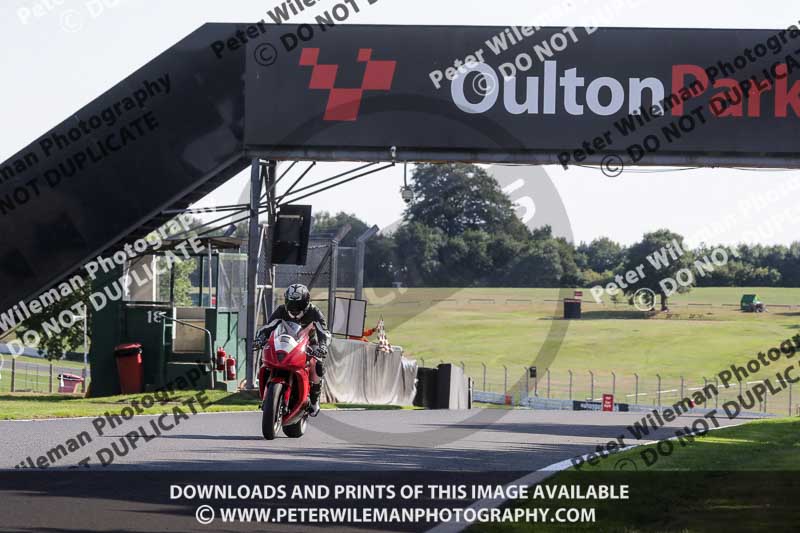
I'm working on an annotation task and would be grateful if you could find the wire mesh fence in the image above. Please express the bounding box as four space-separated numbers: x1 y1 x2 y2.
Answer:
455 364 797 417
0 359 90 395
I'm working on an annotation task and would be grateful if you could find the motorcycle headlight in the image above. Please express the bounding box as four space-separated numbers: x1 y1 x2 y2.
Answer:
276 351 287 362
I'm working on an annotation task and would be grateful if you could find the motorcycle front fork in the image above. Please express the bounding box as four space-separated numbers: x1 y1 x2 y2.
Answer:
257 363 319 408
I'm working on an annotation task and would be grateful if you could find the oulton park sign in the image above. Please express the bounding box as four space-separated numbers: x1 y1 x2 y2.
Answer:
1 23 799 317
245 24 800 167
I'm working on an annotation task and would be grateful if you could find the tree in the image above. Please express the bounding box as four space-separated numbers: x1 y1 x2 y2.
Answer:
552 237 582 287
406 163 528 239
438 230 495 286
620 230 694 311
157 256 198 306
486 234 526 286
18 278 91 361
364 235 398 287
780 242 800 286
312 211 369 246
504 240 564 287
578 238 626 273
393 222 446 286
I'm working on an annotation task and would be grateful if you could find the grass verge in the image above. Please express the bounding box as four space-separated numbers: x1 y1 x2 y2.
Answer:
0 392 415 420
0 391 259 420
572 416 800 472
471 418 800 532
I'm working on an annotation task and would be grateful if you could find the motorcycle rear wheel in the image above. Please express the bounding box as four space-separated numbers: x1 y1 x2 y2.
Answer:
262 383 284 440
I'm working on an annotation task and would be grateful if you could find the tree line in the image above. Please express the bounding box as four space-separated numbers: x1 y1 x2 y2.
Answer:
312 163 800 291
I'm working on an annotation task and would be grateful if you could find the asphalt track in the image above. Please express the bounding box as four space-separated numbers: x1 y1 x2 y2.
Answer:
0 408 747 471
0 409 748 532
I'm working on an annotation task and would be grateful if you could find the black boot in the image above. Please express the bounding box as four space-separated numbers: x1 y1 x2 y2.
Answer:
308 383 322 417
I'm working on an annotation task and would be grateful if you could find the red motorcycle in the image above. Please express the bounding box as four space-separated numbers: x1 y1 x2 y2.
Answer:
258 320 318 440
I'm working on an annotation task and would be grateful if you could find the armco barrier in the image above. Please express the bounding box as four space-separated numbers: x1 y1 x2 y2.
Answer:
473 391 507 404
521 397 575 411
511 394 775 418
473 389 776 419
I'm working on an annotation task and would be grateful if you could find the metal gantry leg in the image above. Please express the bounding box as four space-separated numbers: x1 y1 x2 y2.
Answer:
264 161 277 318
245 158 265 390
328 238 339 323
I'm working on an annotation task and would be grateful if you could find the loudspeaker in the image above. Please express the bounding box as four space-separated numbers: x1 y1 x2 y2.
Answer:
271 205 312 265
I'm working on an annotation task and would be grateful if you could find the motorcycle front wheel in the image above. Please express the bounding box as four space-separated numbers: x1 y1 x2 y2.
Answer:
283 413 308 438
262 382 284 440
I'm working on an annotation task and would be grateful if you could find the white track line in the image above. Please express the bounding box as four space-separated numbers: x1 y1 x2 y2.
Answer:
425 422 744 533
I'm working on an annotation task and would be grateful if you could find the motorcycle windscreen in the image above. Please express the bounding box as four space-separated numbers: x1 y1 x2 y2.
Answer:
276 320 303 338
273 321 302 354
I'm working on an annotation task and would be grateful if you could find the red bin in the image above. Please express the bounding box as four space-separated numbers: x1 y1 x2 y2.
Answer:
58 373 84 394
115 343 144 394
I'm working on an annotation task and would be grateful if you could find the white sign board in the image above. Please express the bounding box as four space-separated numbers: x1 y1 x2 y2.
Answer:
332 297 367 337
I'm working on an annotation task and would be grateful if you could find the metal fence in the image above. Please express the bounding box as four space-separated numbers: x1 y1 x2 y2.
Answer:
0 358 90 394
419 362 796 417
368 297 800 311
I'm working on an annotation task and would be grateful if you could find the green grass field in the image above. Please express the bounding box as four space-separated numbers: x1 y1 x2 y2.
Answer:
0 390 412 420
471 418 800 532
2 286 797 414
573 417 800 472
0 390 257 420
0 369 57 394
362 287 800 412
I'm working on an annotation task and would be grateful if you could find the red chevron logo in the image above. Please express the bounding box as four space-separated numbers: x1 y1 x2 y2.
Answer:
299 48 397 121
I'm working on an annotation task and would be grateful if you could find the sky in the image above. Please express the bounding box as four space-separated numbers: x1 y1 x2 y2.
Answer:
1 0 799 247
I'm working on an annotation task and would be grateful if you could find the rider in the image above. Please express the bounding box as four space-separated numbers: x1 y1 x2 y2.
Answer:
255 284 331 416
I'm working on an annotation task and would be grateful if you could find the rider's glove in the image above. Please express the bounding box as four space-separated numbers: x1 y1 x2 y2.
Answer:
305 346 327 359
